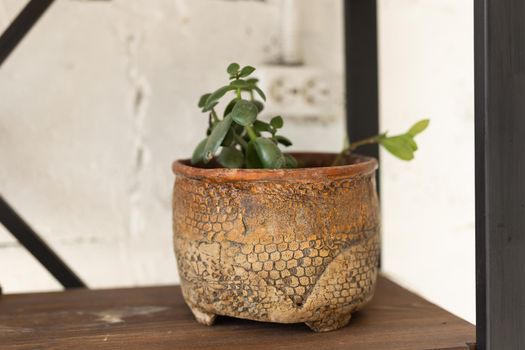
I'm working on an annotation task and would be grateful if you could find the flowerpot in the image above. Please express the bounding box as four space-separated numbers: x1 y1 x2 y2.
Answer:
171 152 380 332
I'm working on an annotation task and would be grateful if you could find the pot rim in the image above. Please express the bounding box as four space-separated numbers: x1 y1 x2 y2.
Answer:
172 152 377 182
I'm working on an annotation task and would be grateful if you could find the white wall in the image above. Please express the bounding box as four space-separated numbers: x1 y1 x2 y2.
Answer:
379 0 475 323
0 0 475 326
0 0 344 292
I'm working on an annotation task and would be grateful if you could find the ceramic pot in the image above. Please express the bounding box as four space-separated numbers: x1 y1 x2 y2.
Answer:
171 153 380 332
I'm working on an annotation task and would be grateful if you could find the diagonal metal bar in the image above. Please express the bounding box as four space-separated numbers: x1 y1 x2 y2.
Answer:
0 0 55 67
0 195 86 289
0 0 84 289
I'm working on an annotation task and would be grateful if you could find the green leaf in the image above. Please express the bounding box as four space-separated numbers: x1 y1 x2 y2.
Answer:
270 116 283 129
203 115 233 162
275 135 292 147
379 136 414 161
407 119 430 137
218 146 244 168
231 100 258 126
253 100 264 113
246 141 263 168
253 86 266 101
283 153 298 168
203 101 218 112
230 79 249 89
204 86 234 111
254 137 285 169
198 93 211 108
223 98 237 117
246 78 259 85
253 120 272 134
191 138 208 165
221 128 235 147
227 63 240 75
400 134 418 151
239 66 256 77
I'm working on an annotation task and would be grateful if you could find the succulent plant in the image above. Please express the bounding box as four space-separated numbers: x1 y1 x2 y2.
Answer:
192 62 429 169
192 63 296 169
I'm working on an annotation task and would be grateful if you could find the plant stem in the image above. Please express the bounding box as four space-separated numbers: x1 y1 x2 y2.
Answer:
236 88 241 100
246 126 258 141
211 109 219 122
331 135 380 166
234 132 248 149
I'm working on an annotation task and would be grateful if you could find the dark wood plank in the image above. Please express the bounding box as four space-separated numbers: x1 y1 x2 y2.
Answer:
0 276 474 349
475 0 525 349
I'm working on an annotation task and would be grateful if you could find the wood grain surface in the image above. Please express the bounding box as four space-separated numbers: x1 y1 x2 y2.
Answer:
0 275 475 350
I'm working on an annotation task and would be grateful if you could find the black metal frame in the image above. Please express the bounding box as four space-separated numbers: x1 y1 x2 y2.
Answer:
344 0 379 164
0 0 85 289
474 0 525 348
2 0 525 348
0 196 85 288
0 0 54 66
343 0 525 349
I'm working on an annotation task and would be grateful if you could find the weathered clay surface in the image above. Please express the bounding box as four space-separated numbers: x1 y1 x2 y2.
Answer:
172 153 380 332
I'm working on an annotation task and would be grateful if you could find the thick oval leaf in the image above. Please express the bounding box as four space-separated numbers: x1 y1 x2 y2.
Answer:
227 63 240 75
253 86 266 101
246 141 263 168
233 123 244 134
223 98 237 117
198 93 211 108
204 86 234 111
407 119 430 136
275 135 292 147
191 138 208 165
380 137 414 161
239 66 256 77
203 101 218 112
218 146 244 168
253 100 264 113
253 120 272 134
270 116 283 129
254 137 285 169
283 153 298 168
203 115 233 162
231 100 258 126
230 79 249 89
221 128 235 147
246 78 259 85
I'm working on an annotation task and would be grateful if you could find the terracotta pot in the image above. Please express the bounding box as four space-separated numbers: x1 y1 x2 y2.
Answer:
171 152 380 332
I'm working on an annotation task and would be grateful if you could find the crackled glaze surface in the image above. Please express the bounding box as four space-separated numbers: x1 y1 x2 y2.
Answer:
172 153 380 332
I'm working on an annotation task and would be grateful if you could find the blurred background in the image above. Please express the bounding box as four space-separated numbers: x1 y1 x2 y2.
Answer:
0 0 474 324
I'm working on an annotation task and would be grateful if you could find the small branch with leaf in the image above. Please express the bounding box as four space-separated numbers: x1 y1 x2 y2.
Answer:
191 62 429 169
331 119 429 166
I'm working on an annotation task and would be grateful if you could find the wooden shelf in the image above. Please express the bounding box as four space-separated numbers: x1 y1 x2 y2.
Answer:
0 275 475 349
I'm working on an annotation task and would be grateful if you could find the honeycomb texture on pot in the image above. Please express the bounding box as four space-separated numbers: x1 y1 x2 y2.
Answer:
172 170 380 332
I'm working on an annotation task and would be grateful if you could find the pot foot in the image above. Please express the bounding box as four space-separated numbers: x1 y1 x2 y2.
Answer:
305 314 352 332
189 306 216 326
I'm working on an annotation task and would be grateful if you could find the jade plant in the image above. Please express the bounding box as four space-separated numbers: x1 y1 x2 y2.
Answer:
192 63 429 169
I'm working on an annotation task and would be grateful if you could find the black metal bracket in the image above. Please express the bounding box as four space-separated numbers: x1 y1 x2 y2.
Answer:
475 0 525 348
0 0 55 66
344 0 380 165
0 196 86 288
0 0 85 289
